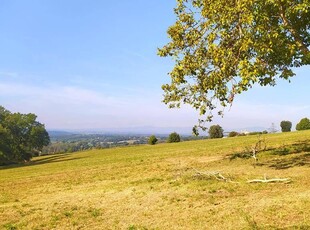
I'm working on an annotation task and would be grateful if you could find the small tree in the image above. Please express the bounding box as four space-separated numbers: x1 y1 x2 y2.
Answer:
296 118 310 131
167 132 181 143
148 135 158 145
280 120 292 132
228 131 239 137
208 125 224 139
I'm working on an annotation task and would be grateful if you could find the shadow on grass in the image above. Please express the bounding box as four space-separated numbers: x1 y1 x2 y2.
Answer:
0 153 87 170
266 153 310 170
262 139 310 170
230 139 310 170
272 140 310 156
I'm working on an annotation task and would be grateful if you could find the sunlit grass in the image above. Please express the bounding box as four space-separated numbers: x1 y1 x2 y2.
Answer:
1 131 310 229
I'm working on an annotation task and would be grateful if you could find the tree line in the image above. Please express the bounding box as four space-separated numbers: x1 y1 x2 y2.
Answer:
148 117 310 145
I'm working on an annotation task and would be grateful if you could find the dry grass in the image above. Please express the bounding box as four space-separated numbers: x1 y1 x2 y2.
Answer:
1 131 310 229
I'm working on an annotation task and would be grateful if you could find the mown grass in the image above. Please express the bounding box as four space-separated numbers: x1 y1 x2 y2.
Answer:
1 131 310 229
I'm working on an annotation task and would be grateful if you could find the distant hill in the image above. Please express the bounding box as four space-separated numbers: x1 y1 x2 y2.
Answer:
47 126 269 137
47 130 75 137
48 127 195 136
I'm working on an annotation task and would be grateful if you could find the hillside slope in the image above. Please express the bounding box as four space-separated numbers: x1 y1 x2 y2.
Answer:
1 131 310 229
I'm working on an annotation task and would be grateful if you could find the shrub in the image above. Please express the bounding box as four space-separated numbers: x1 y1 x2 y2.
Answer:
167 132 181 143
296 118 310 131
249 132 263 135
228 131 239 137
148 135 158 145
280 120 292 132
208 125 224 139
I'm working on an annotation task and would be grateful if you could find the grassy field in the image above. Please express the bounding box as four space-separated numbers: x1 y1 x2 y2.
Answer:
1 131 310 229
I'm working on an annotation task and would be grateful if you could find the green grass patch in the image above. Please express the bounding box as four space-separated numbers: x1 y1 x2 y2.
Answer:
1 131 310 229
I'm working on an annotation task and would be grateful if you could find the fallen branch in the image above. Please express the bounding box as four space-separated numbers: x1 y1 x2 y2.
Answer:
247 175 291 183
192 169 241 183
193 169 228 181
192 170 291 184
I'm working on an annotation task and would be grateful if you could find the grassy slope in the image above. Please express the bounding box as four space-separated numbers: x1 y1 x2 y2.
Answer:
1 131 310 229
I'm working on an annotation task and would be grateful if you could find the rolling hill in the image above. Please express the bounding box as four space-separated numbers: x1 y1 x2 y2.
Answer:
1 131 310 229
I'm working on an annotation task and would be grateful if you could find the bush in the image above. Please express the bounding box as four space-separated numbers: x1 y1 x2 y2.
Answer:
208 125 224 139
228 131 239 137
148 135 158 145
167 132 181 143
280 120 292 132
296 118 310 131
249 132 263 135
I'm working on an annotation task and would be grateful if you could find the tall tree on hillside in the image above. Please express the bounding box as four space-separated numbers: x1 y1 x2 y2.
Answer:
280 120 292 132
296 117 310 130
0 124 11 162
158 0 310 135
0 106 50 165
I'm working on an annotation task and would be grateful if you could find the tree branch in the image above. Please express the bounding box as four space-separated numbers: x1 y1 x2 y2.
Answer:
247 178 291 183
279 6 309 55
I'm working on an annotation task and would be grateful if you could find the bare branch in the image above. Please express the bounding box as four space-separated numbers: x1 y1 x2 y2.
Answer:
247 178 291 183
192 169 239 183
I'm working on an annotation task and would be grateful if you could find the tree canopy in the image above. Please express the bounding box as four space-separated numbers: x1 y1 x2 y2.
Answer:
280 120 292 132
296 117 310 130
0 106 50 165
167 132 181 143
158 0 310 135
208 125 224 139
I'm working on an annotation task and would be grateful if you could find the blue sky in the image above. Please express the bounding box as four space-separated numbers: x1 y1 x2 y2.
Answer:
0 0 309 133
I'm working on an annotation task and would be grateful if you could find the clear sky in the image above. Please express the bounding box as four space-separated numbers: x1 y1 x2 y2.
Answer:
0 0 309 133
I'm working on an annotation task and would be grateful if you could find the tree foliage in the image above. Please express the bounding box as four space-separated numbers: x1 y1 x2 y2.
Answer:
0 106 50 165
148 135 158 145
159 0 310 134
280 120 292 132
228 131 239 137
208 125 224 139
296 117 310 130
167 132 181 143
